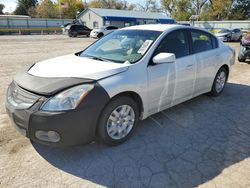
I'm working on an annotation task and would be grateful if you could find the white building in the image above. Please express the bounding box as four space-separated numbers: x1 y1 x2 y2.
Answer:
77 8 175 29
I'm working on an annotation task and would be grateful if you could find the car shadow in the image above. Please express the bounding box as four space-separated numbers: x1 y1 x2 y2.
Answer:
32 82 250 188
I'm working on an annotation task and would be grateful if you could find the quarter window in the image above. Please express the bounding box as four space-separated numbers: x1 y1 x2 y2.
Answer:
211 35 218 49
154 30 190 58
191 30 213 53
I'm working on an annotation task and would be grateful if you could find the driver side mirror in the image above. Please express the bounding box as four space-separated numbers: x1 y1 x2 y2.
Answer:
153 53 176 64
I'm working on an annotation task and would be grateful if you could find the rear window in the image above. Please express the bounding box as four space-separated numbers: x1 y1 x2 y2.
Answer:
191 30 213 53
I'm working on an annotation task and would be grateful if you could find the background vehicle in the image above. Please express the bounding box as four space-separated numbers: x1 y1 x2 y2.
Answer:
242 29 250 37
214 28 243 42
90 26 118 38
66 24 92 37
238 34 250 62
214 29 232 42
231 28 243 41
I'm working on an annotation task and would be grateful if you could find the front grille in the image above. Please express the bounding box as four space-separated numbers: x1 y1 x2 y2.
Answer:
7 82 41 109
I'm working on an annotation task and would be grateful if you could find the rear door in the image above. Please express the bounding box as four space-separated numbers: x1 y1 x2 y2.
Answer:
190 29 219 95
83 26 90 35
78 25 85 35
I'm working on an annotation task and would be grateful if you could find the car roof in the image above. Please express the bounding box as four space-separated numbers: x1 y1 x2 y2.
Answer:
121 24 190 32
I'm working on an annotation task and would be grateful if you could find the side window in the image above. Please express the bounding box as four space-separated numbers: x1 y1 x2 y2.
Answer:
154 30 190 58
110 26 118 30
79 25 84 29
191 30 213 53
83 26 89 30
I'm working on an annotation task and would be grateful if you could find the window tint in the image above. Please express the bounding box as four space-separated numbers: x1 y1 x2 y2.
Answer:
154 30 190 58
83 26 90 30
191 30 213 53
78 25 84 29
106 26 118 30
234 29 240 33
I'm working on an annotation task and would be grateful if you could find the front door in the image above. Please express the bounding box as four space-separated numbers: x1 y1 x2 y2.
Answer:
147 29 196 114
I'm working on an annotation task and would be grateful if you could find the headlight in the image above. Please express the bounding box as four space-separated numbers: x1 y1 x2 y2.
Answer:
41 84 94 111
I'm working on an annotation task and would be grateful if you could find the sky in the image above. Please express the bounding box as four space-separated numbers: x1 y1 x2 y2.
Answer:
0 0 17 13
0 0 158 13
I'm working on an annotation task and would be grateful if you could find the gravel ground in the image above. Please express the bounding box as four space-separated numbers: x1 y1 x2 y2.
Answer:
0 35 250 188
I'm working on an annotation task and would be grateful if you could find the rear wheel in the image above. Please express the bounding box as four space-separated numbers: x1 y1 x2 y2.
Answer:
209 67 228 96
97 96 139 146
72 32 78 37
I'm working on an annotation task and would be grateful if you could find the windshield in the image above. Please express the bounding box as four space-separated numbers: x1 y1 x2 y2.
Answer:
80 29 162 63
218 29 230 33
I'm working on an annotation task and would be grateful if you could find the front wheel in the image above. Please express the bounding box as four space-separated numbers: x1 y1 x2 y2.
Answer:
97 96 139 146
209 67 228 96
238 56 246 62
227 36 231 42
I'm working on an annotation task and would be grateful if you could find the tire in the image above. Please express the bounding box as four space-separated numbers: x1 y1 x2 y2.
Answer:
72 32 78 37
238 35 242 42
97 96 139 146
209 67 228 96
227 36 231 42
238 56 246 62
68 33 72 37
97 33 104 38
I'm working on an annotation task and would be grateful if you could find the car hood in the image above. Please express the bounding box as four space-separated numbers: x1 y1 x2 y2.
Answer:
215 33 230 37
28 54 129 80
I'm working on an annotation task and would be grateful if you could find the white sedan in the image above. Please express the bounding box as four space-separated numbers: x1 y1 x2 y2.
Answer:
90 25 118 38
6 24 235 146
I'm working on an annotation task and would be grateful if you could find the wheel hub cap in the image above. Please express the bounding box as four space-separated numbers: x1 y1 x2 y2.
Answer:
215 71 226 93
106 105 135 140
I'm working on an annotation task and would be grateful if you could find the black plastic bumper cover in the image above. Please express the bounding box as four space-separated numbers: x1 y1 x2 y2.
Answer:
6 83 110 147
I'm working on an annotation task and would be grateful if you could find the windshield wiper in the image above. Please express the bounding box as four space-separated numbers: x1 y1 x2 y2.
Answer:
84 55 122 63
84 55 104 61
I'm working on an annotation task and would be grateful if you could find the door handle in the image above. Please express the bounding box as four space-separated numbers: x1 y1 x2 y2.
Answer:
186 64 193 68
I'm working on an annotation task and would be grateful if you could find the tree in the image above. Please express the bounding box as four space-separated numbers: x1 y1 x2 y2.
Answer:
55 0 85 19
89 0 135 10
230 0 250 20
200 0 233 20
191 0 208 15
0 3 4 14
137 0 160 12
14 0 38 15
161 0 177 16
36 0 57 18
161 0 194 20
